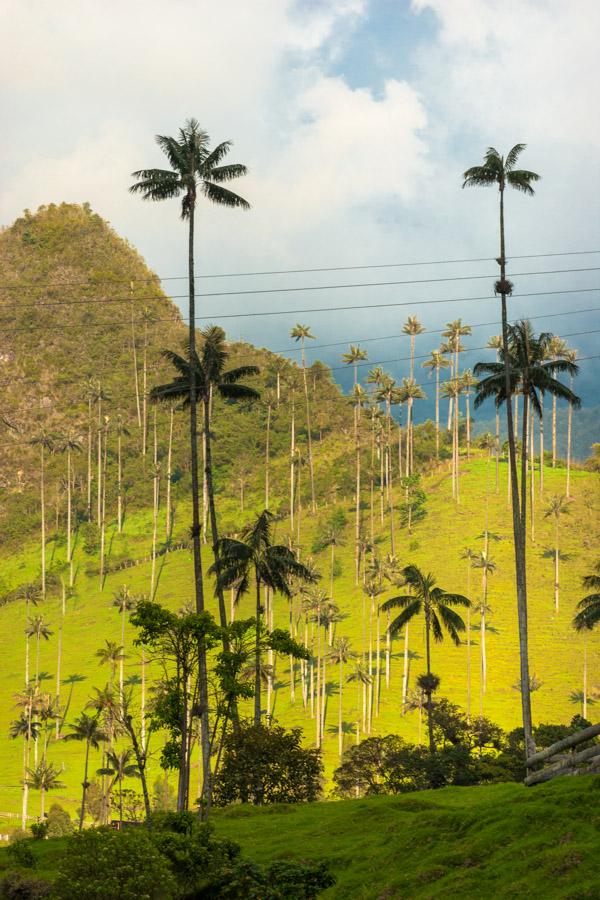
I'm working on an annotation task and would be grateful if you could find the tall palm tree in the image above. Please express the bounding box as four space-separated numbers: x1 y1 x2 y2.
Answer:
212 510 317 725
64 713 108 830
460 547 476 721
262 389 276 509
11 688 41 829
151 327 260 631
442 319 471 433
25 615 52 686
381 564 469 752
460 370 478 460
402 316 426 380
321 524 345 602
114 414 130 535
347 662 372 742
486 335 503 492
19 583 41 686
29 431 55 599
58 431 82 587
547 336 568 468
112 586 137 700
564 348 578 498
329 637 354 758
400 379 426 477
131 121 249 804
544 495 571 612
342 345 368 386
440 378 462 500
95 640 125 688
353 383 366 583
463 143 540 754
96 748 140 828
25 761 65 819
422 349 450 460
290 324 317 511
271 357 290 405
471 551 496 704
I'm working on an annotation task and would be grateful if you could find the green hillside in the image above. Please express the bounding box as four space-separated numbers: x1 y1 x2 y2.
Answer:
3 778 600 898
0 204 598 826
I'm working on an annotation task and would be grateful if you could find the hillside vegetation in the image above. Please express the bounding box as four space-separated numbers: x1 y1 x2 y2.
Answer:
0 204 598 824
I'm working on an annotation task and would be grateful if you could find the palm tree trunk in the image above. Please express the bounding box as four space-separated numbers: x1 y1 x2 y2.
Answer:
338 660 344 758
402 625 409 710
67 448 73 585
186 203 211 814
265 403 271 508
40 447 46 599
141 648 146 752
529 408 535 543
290 391 295 532
97 401 102 525
583 634 588 720
566 375 574 498
435 367 440 460
499 186 534 758
117 431 123 535
554 517 560 613
480 607 486 716
355 415 361 585
99 427 107 588
539 400 544 497
142 318 148 458
254 577 262 726
130 287 142 428
315 617 322 747
87 398 93 521
375 608 381 717
321 653 327 740
203 397 230 635
165 404 174 538
552 394 557 468
495 409 500 494
466 393 471 460
79 740 91 831
150 414 159 600
120 610 126 702
425 607 434 753
385 610 391 690
55 622 62 739
301 344 316 512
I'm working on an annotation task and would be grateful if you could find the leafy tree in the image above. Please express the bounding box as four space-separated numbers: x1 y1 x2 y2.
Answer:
463 144 542 754
25 761 65 819
212 722 323 806
46 802 73 838
381 565 470 752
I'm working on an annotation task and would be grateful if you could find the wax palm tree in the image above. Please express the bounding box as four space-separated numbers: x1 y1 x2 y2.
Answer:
486 335 503 492
97 748 140 827
19 583 42 686
572 562 600 632
422 349 450 460
131 122 249 801
329 637 354 758
381 564 470 752
460 370 478 459
546 335 568 468
112 586 138 700
460 547 476 720
212 510 317 725
471 551 496 703
285 369 303 532
544 495 571 612
11 694 41 829
405 687 427 746
57 431 82 587
271 357 290 405
347 662 372 741
29 431 55 599
291 324 317 511
64 713 108 830
463 143 540 753
442 319 471 433
352 383 367 583
342 345 368 386
440 378 462 500
321 524 345 602
95 641 125 688
262 389 277 509
564 348 578 497
402 316 426 380
25 761 65 819
151 326 259 631
400 378 426 477
113 414 130 534
25 616 52 686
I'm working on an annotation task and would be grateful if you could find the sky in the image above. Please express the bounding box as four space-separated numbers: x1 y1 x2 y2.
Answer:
2 0 599 404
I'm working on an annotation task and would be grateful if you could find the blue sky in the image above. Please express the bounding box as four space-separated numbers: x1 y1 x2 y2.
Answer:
2 0 599 408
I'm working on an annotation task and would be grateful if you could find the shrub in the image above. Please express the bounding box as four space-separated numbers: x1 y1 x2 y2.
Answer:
6 840 35 870
53 828 175 900
28 823 48 841
212 722 323 806
0 871 51 899
46 804 73 838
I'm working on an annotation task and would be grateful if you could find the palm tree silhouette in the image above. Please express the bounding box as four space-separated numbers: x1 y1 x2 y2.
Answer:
342 345 369 386
381 564 470 752
97 748 140 828
544 495 571 612
328 637 355 758
112 586 139 700
64 713 108 830
422 349 450 460
212 510 317 725
25 761 65 818
151 325 259 633
95 640 125 688
290 324 317 511
402 316 426 380
463 143 540 754
25 615 53 687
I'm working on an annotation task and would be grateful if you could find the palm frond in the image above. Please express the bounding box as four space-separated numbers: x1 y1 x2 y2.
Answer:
202 140 233 171
201 181 251 209
389 600 421 637
210 163 249 183
505 144 526 170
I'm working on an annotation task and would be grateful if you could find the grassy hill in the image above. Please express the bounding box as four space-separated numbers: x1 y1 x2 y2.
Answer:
3 778 600 897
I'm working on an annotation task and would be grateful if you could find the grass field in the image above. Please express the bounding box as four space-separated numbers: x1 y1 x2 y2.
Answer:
0 453 598 821
2 777 600 898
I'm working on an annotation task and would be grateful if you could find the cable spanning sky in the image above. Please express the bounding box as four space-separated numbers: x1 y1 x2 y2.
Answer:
2 0 599 396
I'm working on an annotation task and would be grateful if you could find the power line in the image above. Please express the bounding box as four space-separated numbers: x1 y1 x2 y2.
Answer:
2 248 599 291
0 266 598 310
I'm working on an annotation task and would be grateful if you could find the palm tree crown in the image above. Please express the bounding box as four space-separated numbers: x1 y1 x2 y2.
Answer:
462 144 541 195
130 119 250 217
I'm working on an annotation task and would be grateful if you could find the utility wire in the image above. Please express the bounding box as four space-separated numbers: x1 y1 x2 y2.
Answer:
2 248 599 290
0 266 598 310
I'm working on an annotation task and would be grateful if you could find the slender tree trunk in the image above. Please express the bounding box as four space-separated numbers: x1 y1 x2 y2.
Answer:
566 375 574 498
87 397 93 521
425 609 434 754
166 404 174 538
79 740 91 830
338 660 344 757
385 610 391 689
316 615 322 746
301 344 316 512
290 391 295 532
435 367 440 460
142 318 148 458
204 398 230 634
583 634 588 719
254 577 262 726
186 203 211 815
539 400 544 497
120 610 126 703
130 284 142 428
498 185 534 757
495 409 500 494
529 408 535 543
554 517 560 613
140 648 146 752
552 394 557 468
355 409 361 585
150 412 159 599
402 625 409 710
66 448 73 586
55 621 62 739
265 402 271 509
99 426 107 588
117 431 123 535
40 447 46 598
